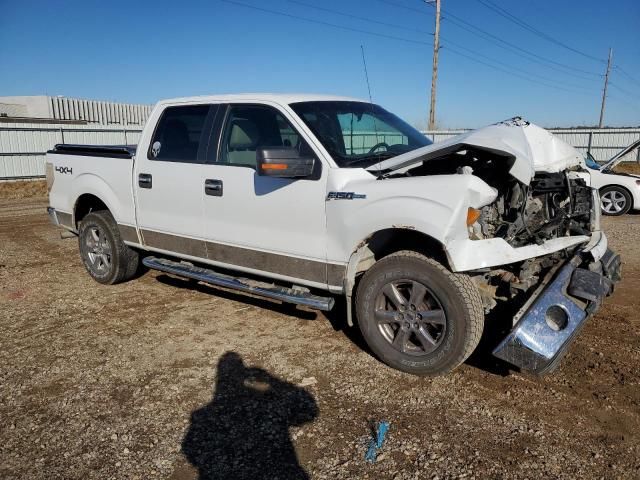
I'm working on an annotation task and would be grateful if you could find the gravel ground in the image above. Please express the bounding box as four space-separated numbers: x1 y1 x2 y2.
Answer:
1 197 639 480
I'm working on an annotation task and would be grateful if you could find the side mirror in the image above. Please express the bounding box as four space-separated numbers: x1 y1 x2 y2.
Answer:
256 147 315 178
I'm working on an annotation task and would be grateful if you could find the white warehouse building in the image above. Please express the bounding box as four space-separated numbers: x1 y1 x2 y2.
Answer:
0 95 152 126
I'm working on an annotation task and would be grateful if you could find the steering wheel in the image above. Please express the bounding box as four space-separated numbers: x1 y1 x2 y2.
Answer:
368 142 390 154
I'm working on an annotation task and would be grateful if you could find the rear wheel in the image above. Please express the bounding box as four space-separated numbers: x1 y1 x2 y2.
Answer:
355 251 484 376
600 186 632 216
78 211 140 284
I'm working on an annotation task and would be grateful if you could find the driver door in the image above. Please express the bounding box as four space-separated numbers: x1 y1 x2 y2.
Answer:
201 104 332 288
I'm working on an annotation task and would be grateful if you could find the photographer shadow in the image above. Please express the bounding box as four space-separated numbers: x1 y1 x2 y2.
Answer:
182 352 318 480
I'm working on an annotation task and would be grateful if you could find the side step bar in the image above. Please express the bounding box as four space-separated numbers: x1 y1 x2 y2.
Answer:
142 256 335 311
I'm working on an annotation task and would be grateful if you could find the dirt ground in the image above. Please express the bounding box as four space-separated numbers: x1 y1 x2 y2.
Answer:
1 195 639 480
613 162 640 175
0 180 47 200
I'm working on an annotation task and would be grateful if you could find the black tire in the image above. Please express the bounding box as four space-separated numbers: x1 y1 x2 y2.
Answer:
600 186 632 216
355 251 484 376
78 211 140 285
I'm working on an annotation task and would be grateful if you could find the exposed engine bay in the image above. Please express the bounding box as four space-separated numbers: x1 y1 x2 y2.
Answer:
472 172 593 247
399 147 595 248
392 147 597 313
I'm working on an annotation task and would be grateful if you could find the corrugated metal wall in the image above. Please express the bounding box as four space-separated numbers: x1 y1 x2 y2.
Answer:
48 97 152 125
0 124 638 180
0 123 143 179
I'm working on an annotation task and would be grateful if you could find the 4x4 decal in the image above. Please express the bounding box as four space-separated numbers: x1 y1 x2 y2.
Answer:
55 166 73 175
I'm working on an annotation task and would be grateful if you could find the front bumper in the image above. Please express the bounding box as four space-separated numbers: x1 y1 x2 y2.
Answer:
492 246 621 375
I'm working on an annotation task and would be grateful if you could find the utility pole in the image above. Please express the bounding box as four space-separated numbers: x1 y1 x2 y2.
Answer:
598 48 613 128
428 0 441 130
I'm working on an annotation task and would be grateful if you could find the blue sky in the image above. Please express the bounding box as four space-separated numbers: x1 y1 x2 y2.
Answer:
1 0 638 128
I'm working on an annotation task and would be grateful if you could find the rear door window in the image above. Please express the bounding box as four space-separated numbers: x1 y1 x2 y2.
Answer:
149 105 213 163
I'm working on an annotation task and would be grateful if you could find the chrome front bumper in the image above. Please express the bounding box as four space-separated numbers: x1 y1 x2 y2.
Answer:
493 245 621 375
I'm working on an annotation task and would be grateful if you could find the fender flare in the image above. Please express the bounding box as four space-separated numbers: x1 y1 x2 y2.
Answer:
341 228 446 327
71 174 123 226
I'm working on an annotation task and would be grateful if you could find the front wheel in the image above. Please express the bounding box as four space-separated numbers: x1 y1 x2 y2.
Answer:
600 186 632 216
78 211 140 284
355 251 484 376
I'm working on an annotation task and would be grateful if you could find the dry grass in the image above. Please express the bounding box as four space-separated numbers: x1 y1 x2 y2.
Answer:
0 180 48 200
614 162 640 175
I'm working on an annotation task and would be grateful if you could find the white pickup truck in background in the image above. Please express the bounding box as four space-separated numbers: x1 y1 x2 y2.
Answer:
46 94 621 376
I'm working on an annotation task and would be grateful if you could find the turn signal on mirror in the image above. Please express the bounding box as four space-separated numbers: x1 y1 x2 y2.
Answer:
466 208 482 226
261 163 288 170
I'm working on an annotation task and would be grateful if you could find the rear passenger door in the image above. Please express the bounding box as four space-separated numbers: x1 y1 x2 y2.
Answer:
201 104 332 288
134 104 220 258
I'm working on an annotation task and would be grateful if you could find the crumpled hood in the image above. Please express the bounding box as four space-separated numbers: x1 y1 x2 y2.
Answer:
367 117 583 184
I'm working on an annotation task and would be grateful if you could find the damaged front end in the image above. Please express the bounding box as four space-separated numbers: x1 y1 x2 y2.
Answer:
464 163 622 374
371 118 622 374
491 247 621 374
463 166 622 374
469 171 595 248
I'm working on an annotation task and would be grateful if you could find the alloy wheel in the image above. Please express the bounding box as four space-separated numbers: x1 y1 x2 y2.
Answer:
374 279 447 356
601 190 627 214
85 226 112 273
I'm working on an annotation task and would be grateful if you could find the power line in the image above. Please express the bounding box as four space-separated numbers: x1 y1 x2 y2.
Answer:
442 39 600 93
418 1 603 82
286 0 432 35
380 0 606 86
437 0 640 104
608 94 640 112
303 0 600 93
614 66 640 87
475 0 606 63
442 45 597 96
610 83 640 101
220 0 433 46
442 15 601 81
221 0 604 99
285 0 606 93
376 0 432 15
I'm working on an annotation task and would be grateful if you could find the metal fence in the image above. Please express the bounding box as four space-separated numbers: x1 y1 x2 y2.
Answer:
1 122 639 180
0 123 143 179
423 128 640 163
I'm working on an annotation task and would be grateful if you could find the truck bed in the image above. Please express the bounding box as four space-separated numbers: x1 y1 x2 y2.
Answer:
47 144 138 230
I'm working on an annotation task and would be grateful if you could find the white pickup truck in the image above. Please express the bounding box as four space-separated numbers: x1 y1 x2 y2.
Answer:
47 94 620 376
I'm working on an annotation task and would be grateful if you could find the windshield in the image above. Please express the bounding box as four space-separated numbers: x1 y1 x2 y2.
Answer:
290 101 432 168
585 152 600 170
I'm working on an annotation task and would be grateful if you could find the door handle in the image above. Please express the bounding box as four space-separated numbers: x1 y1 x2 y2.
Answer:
139 173 152 189
205 179 223 197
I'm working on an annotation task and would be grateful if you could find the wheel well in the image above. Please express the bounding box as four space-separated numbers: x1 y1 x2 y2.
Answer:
342 228 448 327
74 194 108 227
363 228 448 266
600 184 634 208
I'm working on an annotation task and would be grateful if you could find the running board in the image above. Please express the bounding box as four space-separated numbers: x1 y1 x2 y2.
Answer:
142 256 335 311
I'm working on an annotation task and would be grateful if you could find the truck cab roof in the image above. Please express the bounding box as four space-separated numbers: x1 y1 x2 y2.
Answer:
156 93 367 106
